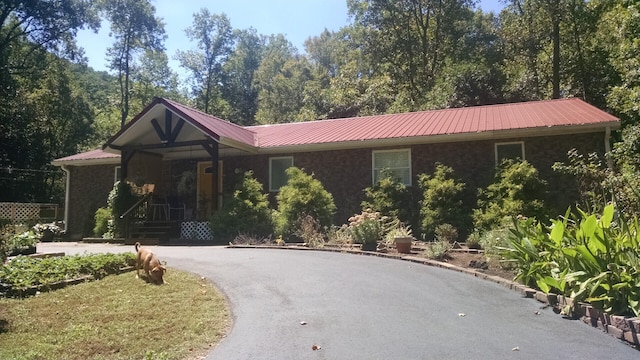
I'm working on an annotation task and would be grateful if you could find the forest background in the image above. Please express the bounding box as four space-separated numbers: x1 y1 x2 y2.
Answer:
0 0 638 205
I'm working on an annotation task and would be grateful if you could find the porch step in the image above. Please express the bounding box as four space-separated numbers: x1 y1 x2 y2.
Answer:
128 221 178 243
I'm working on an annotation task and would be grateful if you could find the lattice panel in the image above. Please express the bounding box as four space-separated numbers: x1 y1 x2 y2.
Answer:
180 221 213 241
0 202 40 222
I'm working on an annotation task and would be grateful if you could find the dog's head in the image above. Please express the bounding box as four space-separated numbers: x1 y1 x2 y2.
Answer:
150 265 166 283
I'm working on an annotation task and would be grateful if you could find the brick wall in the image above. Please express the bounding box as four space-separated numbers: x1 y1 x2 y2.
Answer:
224 131 606 225
66 131 607 237
66 164 117 239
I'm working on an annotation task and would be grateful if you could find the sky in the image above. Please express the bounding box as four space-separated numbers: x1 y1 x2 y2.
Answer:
76 0 505 76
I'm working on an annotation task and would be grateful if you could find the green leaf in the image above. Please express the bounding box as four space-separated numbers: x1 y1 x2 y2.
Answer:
549 220 564 246
601 204 614 228
581 215 597 239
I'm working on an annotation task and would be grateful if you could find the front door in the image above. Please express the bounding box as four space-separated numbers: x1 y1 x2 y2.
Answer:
197 160 223 219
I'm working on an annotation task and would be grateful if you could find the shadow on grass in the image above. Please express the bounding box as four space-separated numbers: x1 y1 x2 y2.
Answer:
0 319 9 334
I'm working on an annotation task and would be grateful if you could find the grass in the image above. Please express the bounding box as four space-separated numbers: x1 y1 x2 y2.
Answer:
0 269 230 360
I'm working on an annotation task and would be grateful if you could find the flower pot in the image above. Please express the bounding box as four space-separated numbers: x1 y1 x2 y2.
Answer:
40 229 54 242
394 236 413 254
360 242 377 252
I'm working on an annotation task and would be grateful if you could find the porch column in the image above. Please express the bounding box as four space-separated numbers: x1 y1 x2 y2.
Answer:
202 140 219 214
119 149 136 182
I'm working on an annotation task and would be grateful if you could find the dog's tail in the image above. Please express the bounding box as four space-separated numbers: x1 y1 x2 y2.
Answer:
135 242 141 252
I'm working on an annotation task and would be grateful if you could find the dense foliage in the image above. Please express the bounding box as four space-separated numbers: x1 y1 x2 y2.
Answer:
418 164 469 239
0 253 136 295
2 0 640 204
474 160 548 231
273 167 336 238
500 205 640 317
210 171 273 241
361 171 411 224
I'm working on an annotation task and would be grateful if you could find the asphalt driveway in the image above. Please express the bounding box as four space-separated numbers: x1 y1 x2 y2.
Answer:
38 243 638 359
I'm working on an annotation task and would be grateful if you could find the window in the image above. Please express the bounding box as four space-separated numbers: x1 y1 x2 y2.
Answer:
372 149 411 185
495 142 525 165
114 166 121 184
269 157 293 192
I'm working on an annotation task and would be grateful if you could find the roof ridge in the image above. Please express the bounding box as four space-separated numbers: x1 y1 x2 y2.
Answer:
160 97 258 134
247 98 580 129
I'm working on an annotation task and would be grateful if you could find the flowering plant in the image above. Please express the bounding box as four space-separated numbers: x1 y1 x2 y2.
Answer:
348 209 386 245
33 222 63 236
11 231 39 249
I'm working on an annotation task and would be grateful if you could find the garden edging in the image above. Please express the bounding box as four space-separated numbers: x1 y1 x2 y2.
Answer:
227 244 640 349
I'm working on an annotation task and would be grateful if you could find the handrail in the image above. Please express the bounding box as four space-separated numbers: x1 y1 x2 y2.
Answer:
120 192 153 219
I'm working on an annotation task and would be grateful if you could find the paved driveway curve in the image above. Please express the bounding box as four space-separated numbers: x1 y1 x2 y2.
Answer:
38 243 637 359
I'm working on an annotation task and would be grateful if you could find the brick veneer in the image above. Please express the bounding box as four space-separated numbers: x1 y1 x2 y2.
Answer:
65 131 607 237
66 164 117 239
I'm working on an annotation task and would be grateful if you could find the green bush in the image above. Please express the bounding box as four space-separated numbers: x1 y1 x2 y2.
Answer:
434 223 458 243
422 240 453 260
93 207 112 238
107 181 139 237
418 164 469 238
500 205 640 317
211 171 273 241
274 167 336 238
361 170 411 223
473 160 548 231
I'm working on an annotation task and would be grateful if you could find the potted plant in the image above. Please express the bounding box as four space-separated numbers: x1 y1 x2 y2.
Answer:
386 224 413 254
348 209 384 251
9 231 39 256
33 222 63 242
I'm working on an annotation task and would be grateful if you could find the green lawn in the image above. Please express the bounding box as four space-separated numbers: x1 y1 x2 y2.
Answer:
0 269 230 360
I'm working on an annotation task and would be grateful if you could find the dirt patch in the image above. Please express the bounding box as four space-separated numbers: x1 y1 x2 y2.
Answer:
442 250 516 281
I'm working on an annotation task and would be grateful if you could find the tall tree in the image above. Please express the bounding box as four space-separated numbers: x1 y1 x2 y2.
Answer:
347 0 476 111
220 28 265 125
101 0 165 127
176 9 233 115
253 34 309 123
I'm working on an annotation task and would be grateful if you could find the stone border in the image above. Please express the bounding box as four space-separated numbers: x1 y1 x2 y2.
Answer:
228 244 639 349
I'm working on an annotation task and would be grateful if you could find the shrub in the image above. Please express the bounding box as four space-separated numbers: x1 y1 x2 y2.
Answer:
326 225 353 246
107 181 139 236
473 160 548 231
93 207 112 238
422 240 453 260
274 167 336 238
418 164 469 238
295 215 325 248
434 223 458 243
500 205 640 317
361 170 411 223
211 171 273 242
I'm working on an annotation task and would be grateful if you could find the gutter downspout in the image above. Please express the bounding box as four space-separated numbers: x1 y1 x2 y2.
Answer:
61 164 71 232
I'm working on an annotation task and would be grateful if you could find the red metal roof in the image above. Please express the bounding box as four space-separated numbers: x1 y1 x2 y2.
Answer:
54 98 619 164
249 98 619 148
161 98 257 146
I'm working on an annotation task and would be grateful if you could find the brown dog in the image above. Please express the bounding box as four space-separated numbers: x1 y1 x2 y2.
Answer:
134 242 166 284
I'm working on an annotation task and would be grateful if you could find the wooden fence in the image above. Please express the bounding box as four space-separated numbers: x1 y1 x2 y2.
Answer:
0 202 61 223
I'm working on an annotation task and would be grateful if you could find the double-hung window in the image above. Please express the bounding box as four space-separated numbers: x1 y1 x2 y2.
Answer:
269 156 293 192
495 142 525 165
372 149 411 185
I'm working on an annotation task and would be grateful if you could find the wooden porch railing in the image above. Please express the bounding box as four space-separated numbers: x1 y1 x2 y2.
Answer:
119 192 153 240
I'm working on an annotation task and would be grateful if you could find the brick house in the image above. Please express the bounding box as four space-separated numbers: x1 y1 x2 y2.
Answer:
53 97 619 240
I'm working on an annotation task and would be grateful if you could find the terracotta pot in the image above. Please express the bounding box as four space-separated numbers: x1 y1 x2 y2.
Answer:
394 236 413 254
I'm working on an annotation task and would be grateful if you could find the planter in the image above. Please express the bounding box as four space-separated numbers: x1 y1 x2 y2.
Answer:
394 236 413 254
40 229 54 242
9 246 36 256
360 242 377 252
